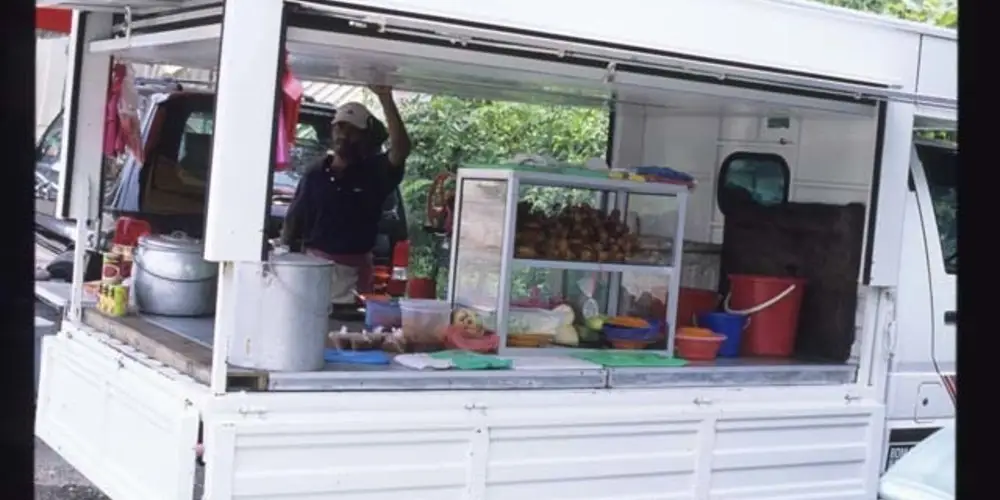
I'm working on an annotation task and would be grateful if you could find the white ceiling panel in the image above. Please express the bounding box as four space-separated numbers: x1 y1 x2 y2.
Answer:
88 25 875 119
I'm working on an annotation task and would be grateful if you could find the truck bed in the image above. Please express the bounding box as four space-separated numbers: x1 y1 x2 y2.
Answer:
79 308 855 392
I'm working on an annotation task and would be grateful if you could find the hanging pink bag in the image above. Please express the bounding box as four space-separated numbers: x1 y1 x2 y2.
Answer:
103 63 144 163
103 64 125 158
275 110 290 167
274 50 304 170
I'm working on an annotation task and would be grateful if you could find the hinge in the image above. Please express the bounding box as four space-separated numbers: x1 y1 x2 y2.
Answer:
878 289 898 361
882 289 898 361
884 318 898 361
604 62 618 84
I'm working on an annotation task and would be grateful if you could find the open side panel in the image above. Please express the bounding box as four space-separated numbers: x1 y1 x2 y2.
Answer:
36 326 205 500
203 389 882 500
58 10 113 223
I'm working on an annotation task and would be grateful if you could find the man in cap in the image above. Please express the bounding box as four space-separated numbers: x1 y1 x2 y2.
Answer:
281 85 411 302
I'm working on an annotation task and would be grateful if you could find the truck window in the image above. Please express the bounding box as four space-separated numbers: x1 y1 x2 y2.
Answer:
36 111 63 166
915 144 957 275
291 121 330 174
177 111 214 186
717 152 789 215
147 100 336 198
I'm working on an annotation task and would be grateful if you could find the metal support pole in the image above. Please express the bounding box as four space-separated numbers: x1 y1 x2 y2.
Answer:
665 191 689 357
206 0 287 394
865 102 915 286
203 0 286 263
61 11 114 324
495 174 520 353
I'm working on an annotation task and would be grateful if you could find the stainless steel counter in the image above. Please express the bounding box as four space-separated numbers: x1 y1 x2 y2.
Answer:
136 313 857 392
607 358 855 388
268 365 606 391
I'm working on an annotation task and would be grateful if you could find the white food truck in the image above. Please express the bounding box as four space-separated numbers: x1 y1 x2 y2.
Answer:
36 0 956 499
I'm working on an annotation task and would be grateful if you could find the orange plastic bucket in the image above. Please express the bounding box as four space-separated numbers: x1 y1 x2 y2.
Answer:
725 274 806 357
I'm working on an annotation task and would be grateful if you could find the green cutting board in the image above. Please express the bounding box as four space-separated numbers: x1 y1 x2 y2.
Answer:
568 350 688 368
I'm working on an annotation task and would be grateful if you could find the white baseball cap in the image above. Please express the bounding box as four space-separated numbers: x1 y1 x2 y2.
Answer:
331 101 373 130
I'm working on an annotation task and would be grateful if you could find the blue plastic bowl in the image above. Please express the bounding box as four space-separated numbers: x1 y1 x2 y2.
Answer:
603 321 660 341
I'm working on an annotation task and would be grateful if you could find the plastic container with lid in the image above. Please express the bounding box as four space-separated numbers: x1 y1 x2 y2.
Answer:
464 305 564 336
365 299 402 329
399 299 453 349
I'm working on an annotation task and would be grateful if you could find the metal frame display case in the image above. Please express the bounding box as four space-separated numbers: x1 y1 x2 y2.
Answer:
446 167 690 355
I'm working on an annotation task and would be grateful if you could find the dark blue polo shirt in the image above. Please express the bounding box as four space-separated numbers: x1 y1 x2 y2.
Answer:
288 153 403 255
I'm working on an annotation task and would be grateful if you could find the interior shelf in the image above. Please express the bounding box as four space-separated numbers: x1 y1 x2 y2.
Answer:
512 258 674 275
459 166 692 196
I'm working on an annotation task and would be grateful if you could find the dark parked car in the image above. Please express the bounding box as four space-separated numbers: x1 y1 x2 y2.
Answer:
35 78 408 281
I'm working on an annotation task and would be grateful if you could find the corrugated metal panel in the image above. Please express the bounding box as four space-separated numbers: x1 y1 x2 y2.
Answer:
203 390 884 499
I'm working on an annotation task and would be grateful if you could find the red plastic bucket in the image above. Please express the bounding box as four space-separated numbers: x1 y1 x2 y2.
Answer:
658 287 720 328
679 288 720 327
407 278 437 299
725 274 806 357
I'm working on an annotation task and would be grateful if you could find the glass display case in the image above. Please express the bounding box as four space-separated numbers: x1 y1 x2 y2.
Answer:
446 166 691 355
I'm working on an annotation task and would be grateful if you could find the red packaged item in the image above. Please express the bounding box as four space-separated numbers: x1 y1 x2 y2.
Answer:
113 216 152 246
443 325 500 354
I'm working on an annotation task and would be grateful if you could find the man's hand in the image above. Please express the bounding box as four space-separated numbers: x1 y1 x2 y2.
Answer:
368 84 393 97
369 84 410 169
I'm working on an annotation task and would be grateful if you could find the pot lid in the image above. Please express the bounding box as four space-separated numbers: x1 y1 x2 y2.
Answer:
138 232 204 253
268 252 334 268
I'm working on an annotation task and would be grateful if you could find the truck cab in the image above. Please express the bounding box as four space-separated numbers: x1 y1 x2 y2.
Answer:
883 136 956 469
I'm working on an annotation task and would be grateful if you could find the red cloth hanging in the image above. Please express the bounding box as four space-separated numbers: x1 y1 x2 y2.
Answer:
103 63 144 163
275 50 304 170
103 64 125 158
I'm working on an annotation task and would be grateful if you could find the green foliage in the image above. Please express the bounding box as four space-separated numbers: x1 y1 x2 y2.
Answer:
818 0 957 28
398 96 609 293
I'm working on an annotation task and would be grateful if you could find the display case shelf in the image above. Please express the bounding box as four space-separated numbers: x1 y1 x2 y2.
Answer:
513 258 674 275
447 166 691 357
458 166 692 196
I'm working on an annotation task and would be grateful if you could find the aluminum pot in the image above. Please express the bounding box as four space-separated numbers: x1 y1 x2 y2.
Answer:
133 233 218 316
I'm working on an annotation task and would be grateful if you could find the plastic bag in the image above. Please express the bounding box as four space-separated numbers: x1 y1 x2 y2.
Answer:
275 51 304 170
115 63 144 162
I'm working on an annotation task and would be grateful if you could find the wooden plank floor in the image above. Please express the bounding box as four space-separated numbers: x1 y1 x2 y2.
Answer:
82 308 268 391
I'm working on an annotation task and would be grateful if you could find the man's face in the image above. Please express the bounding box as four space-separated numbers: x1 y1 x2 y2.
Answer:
332 122 365 158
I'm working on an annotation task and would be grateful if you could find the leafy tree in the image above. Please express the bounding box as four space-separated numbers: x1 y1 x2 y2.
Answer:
819 0 957 28
397 96 609 295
